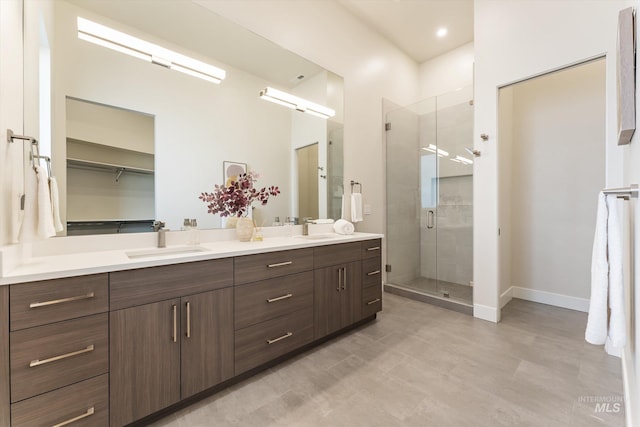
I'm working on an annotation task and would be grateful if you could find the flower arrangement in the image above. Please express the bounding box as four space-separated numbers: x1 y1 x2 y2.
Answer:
199 171 280 218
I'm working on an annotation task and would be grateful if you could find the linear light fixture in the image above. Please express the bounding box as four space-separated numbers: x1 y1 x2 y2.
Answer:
450 155 473 165
421 144 449 157
259 87 335 119
77 17 226 84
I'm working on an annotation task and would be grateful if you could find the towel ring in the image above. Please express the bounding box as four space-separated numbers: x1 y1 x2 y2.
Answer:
350 180 362 194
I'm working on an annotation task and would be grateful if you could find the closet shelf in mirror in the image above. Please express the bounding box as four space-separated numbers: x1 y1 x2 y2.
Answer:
67 158 154 176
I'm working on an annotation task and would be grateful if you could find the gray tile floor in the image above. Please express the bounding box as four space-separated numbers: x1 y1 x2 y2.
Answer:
151 294 625 426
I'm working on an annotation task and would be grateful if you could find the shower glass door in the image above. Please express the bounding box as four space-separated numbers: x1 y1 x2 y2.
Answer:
386 86 474 305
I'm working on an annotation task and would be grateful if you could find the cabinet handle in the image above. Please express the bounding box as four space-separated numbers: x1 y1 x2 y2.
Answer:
366 246 380 251
186 302 191 339
367 298 381 305
367 270 381 276
51 406 95 427
342 268 347 291
172 304 177 343
266 332 293 344
29 345 94 368
427 210 435 229
267 293 293 303
336 268 342 291
29 292 95 309
267 261 293 268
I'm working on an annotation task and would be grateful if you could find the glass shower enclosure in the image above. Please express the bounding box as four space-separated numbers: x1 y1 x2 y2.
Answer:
385 86 474 310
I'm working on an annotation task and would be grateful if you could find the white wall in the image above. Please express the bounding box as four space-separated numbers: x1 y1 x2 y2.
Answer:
0 0 25 246
506 60 606 308
196 0 421 236
474 0 634 322
419 42 474 99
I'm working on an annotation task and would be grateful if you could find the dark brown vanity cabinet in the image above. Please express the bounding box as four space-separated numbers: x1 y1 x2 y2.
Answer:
313 242 364 339
109 259 234 427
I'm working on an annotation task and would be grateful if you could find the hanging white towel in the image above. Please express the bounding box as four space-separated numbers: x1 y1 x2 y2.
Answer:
36 166 56 238
49 176 64 232
605 195 626 357
340 194 346 220
351 193 363 223
585 193 626 357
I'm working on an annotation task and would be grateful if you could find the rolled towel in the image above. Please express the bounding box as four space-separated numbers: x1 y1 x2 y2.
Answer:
351 193 363 223
49 176 64 232
333 219 354 235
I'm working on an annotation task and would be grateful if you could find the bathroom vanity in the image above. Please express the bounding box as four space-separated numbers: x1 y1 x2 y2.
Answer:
0 233 382 426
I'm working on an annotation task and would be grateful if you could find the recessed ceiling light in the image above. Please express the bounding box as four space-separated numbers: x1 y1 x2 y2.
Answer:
436 27 448 38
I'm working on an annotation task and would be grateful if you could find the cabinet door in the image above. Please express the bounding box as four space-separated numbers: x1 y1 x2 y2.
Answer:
181 288 234 398
314 265 344 339
110 299 181 427
314 261 363 339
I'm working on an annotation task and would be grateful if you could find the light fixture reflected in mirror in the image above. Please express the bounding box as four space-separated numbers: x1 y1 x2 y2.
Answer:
259 86 335 119
77 17 226 84
421 144 449 157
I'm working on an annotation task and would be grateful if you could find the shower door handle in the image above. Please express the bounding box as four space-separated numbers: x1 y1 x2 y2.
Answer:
427 210 435 229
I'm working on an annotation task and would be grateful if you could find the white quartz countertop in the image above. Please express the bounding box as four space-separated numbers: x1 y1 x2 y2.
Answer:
0 231 383 285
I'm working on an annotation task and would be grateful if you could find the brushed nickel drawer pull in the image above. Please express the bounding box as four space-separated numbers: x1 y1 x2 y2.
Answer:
367 270 381 276
52 406 95 427
366 246 380 251
267 293 293 303
267 261 293 268
266 332 293 344
186 302 191 339
342 268 347 291
29 292 95 309
172 304 177 343
29 345 95 367
367 298 381 305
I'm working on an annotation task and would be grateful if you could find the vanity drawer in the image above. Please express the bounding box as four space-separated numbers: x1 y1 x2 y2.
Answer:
361 239 382 259
235 309 314 375
10 313 108 402
11 374 108 427
10 273 108 331
314 242 361 269
235 271 313 330
234 248 313 285
110 258 233 310
362 286 382 318
362 256 382 288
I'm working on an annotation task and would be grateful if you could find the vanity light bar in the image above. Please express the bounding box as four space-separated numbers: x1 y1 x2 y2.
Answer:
259 87 336 119
421 144 449 157
77 17 226 84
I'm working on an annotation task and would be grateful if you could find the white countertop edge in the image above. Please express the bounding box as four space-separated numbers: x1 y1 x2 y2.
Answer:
0 232 383 286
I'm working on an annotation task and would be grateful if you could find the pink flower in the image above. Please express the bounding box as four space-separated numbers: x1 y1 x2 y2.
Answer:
199 172 280 217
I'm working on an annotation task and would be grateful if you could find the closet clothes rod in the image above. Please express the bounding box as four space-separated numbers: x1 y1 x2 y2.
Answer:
602 184 638 198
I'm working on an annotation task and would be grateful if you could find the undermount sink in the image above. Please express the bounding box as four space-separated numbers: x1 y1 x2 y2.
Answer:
294 234 335 240
126 246 208 259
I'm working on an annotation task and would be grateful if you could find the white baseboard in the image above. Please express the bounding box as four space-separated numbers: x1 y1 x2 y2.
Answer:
505 286 589 312
622 347 638 427
474 303 499 323
499 287 513 308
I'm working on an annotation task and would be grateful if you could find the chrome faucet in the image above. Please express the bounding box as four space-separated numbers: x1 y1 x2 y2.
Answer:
153 221 166 248
302 218 314 236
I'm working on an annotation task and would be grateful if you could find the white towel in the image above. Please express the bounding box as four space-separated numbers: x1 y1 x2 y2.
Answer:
351 193 363 223
49 176 64 232
605 195 626 356
36 166 56 238
333 219 354 235
18 167 38 242
340 194 346 220
585 193 626 356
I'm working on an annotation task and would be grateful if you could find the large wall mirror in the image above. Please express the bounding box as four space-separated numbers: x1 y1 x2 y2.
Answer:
40 0 344 235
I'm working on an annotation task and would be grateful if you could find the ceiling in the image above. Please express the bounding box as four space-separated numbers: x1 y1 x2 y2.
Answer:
337 0 474 63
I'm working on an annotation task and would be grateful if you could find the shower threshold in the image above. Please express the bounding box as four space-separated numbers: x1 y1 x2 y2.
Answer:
384 283 473 315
